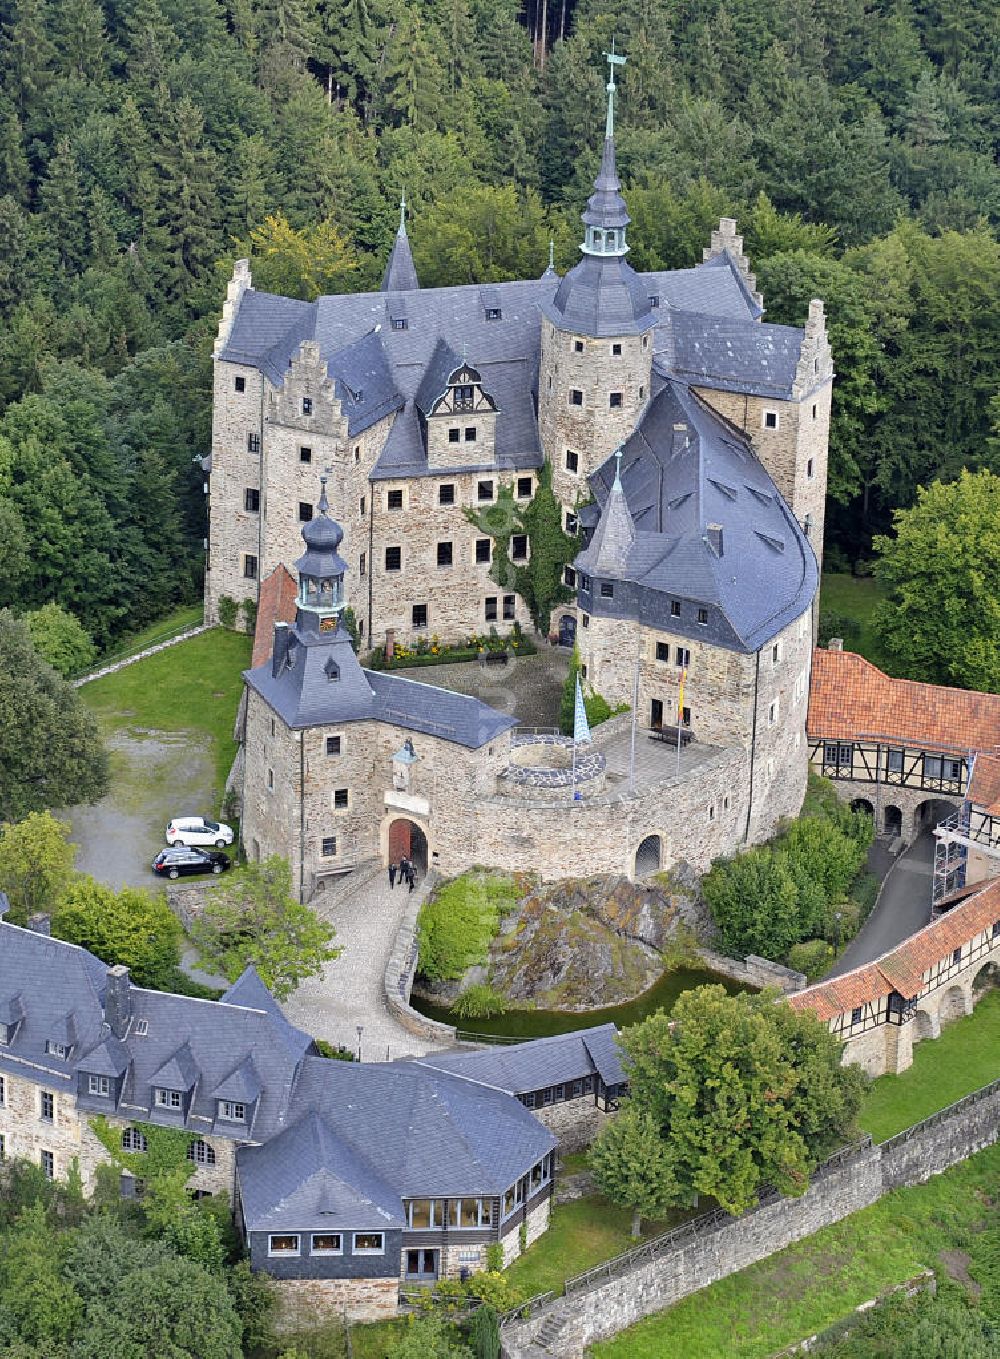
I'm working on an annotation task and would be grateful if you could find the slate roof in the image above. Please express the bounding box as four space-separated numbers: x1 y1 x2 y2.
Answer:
411 1024 627 1094
219 965 314 1059
276 1056 556 1198
577 381 817 652
381 227 419 294
661 310 804 399
544 252 656 339
807 649 1000 754
244 620 516 747
239 1111 405 1232
790 877 1000 1020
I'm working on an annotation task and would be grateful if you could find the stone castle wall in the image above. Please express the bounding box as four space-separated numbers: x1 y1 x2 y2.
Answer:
502 1081 1000 1358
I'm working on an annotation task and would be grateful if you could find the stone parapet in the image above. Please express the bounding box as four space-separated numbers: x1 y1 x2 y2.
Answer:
383 870 458 1046
696 948 807 994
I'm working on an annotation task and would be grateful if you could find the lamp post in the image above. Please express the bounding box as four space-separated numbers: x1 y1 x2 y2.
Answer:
356 1025 364 1063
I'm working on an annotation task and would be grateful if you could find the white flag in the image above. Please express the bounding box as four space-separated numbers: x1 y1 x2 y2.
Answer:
573 674 592 745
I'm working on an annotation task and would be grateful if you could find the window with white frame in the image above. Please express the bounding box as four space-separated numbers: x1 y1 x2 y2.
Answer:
154 1088 182 1109
219 1101 246 1123
121 1127 147 1152
89 1075 111 1097
763 409 779 430
268 1234 300 1256
187 1139 216 1165
353 1232 384 1254
311 1233 342 1254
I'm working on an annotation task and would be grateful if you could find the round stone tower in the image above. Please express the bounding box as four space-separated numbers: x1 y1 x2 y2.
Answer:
539 51 656 518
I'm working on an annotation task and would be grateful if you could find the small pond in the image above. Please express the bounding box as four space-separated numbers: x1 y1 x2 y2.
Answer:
411 965 749 1040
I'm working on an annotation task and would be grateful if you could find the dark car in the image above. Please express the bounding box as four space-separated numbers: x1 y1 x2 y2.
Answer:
152 847 231 880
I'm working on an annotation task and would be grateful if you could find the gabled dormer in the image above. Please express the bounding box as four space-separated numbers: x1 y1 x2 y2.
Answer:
76 1032 131 1109
210 1056 262 1136
149 1041 200 1122
415 338 498 468
44 1010 78 1062
0 992 25 1047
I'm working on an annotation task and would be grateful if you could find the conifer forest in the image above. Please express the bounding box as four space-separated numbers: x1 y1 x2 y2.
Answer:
1 0 1000 646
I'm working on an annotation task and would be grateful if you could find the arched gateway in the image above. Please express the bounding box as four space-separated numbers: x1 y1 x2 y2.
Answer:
388 818 428 875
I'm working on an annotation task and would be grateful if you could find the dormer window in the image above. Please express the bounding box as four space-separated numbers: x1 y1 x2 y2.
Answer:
45 1040 72 1060
324 657 340 682
89 1076 111 1097
485 307 501 321
453 385 475 410
649 295 659 308
219 1100 246 1123
155 1088 182 1110
0 1024 11 1046
392 317 407 331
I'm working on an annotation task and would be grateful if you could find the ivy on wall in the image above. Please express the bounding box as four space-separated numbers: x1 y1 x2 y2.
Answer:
89 1116 196 1192
464 464 578 634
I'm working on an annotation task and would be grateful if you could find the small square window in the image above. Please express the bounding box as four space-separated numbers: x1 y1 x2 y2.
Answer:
670 600 681 617
391 317 407 331
851 1006 863 1025
412 604 428 628
448 428 461 443
243 554 258 580
247 432 261 454
485 597 498 622
503 595 516 620
485 307 501 321
321 836 337 857
675 646 690 667
334 788 348 809
649 294 659 308
244 488 260 512
478 480 494 501
234 376 245 393
299 446 312 463
326 736 341 755
565 449 579 473
385 546 401 572
299 501 313 522
437 541 453 567
611 343 622 356
511 534 528 561
600 581 614 598
565 511 578 534
573 339 584 353
387 489 403 510
439 484 455 505
763 410 779 430
302 397 313 416
697 607 708 625
517 476 532 498
564 565 576 587
609 392 623 408
656 642 669 662
569 389 583 407
464 426 477 442
476 538 491 564
952 947 962 965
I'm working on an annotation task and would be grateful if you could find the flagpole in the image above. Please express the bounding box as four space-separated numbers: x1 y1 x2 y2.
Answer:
675 666 686 778
628 647 639 793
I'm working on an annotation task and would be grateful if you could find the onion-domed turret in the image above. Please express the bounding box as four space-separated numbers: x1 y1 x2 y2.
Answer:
293 476 348 633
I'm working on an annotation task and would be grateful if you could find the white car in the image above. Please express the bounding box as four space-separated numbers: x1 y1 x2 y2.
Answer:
166 816 234 848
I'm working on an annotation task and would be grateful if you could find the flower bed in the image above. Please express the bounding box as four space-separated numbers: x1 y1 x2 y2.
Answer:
367 627 538 670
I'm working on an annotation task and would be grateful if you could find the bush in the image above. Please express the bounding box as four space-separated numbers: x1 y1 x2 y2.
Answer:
313 1038 355 1060
453 984 509 1020
788 938 835 980
25 603 97 677
241 598 257 635
817 608 862 647
484 1243 504 1273
217 597 238 629
416 872 521 982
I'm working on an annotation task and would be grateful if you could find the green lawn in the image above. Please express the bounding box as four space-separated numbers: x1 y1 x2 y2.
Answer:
504 1197 696 1301
90 602 205 671
859 989 1000 1142
819 572 887 667
82 627 252 797
591 1142 998 1359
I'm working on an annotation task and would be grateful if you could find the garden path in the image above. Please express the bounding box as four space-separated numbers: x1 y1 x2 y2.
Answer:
282 868 448 1062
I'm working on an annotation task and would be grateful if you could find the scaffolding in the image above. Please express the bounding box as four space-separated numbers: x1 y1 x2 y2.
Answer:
932 751 1000 912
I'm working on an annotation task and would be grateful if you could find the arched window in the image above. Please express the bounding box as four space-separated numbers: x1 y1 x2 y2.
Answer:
121 1128 148 1153
186 1139 216 1166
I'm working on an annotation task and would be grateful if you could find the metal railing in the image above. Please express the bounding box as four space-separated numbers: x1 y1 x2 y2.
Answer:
881 1076 1000 1150
497 1291 556 1326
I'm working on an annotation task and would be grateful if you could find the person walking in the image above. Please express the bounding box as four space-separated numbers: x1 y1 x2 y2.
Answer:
388 861 397 889
408 864 416 892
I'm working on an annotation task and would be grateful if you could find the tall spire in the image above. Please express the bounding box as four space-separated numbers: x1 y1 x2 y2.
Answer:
380 190 420 293
581 47 630 259
578 447 635 576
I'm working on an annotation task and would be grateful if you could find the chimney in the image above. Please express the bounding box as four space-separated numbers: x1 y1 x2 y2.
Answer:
672 422 688 454
828 637 844 652
271 622 291 678
105 965 132 1039
27 913 51 936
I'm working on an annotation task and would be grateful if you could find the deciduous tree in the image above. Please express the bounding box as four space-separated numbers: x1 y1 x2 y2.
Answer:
25 603 96 677
588 1104 677 1237
53 878 183 989
0 809 77 924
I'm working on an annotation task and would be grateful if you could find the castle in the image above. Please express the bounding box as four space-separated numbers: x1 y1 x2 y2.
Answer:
210 56 833 895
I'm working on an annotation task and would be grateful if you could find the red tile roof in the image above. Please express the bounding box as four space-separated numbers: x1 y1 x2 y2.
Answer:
790 876 1000 1020
251 565 297 669
968 752 1000 815
807 648 1000 756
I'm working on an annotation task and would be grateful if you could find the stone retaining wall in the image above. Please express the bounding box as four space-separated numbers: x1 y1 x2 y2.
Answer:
696 948 807 994
382 870 458 1045
501 1079 1000 1358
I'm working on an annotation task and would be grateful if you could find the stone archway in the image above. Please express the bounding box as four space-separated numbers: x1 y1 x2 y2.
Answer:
851 798 874 820
558 613 577 648
387 818 429 876
634 834 661 878
915 797 959 838
972 960 999 997
939 984 970 1025
913 1009 938 1043
883 804 902 837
